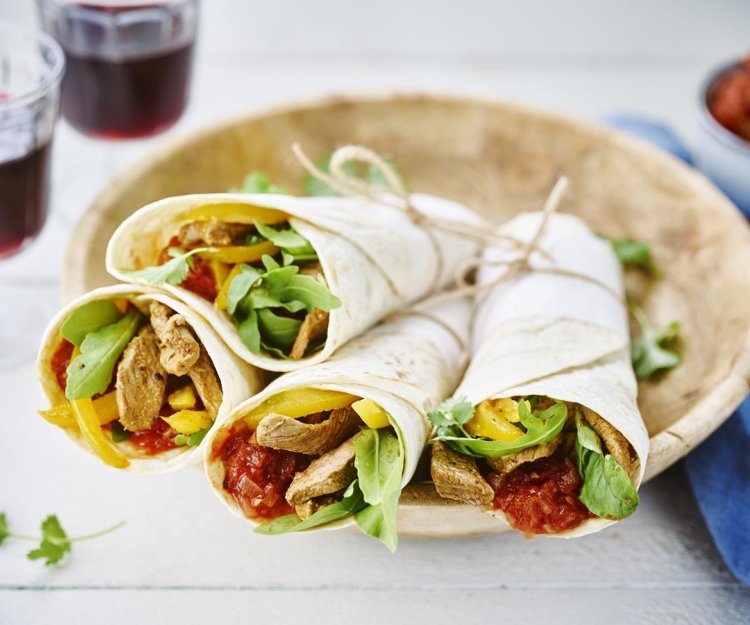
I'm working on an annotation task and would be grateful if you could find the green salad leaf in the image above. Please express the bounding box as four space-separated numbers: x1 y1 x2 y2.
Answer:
225 256 341 357
630 302 681 380
575 413 639 520
65 309 143 400
610 238 658 275
237 171 288 194
60 301 123 347
304 153 406 197
254 480 367 535
353 428 404 552
174 427 210 447
27 515 71 566
121 247 209 287
429 397 568 458
254 221 317 260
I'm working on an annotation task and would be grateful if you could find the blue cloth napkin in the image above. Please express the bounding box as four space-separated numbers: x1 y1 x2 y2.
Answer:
604 113 750 586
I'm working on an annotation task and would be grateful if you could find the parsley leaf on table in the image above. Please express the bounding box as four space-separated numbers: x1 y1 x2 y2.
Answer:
27 515 71 567
0 513 9 546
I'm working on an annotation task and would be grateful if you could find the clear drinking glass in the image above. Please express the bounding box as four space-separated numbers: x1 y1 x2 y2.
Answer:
0 22 64 368
37 0 199 140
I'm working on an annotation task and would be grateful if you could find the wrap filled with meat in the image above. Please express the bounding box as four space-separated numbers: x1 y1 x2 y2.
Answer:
428 212 649 538
37 285 266 473
204 299 471 550
105 192 479 372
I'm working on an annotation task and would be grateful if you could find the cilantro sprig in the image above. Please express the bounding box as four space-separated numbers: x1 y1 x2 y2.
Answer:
629 302 681 380
428 396 568 458
0 513 124 567
122 247 210 287
610 238 658 275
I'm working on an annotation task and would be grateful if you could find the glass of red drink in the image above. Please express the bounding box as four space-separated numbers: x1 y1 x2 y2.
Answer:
0 23 64 259
37 0 199 139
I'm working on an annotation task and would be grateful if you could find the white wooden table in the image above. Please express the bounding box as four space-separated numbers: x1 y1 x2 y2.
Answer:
1 1 749 623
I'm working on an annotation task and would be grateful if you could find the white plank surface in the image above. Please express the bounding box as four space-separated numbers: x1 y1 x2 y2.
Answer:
1 0 749 623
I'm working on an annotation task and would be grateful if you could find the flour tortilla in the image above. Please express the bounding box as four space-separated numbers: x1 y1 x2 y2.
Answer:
204 298 472 531
106 192 480 372
37 284 266 474
457 211 649 538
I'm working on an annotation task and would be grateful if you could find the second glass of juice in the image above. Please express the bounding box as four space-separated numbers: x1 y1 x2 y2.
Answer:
37 0 199 139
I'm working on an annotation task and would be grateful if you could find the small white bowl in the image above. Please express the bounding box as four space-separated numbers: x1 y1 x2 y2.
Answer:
695 59 750 217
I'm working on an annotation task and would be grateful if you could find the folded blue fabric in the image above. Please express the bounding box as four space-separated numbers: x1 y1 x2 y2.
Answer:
604 113 750 586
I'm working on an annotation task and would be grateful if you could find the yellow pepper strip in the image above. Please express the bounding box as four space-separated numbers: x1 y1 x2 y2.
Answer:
168 386 197 411
215 263 244 311
179 203 287 225
39 391 120 429
112 298 130 314
352 398 391 429
209 259 230 290
244 388 359 429
162 409 212 435
70 398 129 469
465 399 524 442
198 242 280 265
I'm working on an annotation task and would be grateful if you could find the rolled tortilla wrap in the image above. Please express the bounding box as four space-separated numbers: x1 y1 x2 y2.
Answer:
204 298 471 548
37 285 266 474
105 192 479 371
431 212 648 538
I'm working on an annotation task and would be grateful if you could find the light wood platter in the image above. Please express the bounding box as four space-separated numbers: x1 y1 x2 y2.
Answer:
62 93 750 537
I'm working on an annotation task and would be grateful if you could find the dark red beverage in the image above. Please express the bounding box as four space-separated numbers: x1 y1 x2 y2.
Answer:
0 139 52 258
40 1 198 139
61 42 194 138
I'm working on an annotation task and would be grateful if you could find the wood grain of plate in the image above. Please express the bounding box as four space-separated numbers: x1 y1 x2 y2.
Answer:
61 93 750 536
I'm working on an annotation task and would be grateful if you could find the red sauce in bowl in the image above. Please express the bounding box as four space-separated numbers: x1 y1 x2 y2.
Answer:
487 456 593 535
708 57 750 142
214 424 310 520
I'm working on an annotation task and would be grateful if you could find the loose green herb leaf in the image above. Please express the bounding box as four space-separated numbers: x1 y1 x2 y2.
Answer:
430 397 568 458
237 171 288 194
226 265 263 315
121 247 209 287
254 221 316 259
304 153 406 197
65 309 143 400
60 301 123 347
27 515 71 566
354 428 404 552
110 421 131 443
254 480 367 535
0 513 9 546
575 413 639 520
630 303 681 380
257 309 303 351
610 238 657 274
427 396 474 428
237 307 261 353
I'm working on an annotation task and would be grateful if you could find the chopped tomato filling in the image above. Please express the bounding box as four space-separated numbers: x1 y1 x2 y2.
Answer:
50 339 75 391
159 236 219 302
127 417 178 455
487 456 593 535
215 423 310 520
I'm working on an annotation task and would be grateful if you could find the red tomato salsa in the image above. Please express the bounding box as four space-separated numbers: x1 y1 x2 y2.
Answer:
487 456 593 535
160 236 218 302
127 417 179 455
708 56 750 142
214 423 310 521
50 339 75 391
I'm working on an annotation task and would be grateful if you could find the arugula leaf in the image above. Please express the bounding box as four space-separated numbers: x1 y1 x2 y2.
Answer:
430 398 568 458
238 307 261 354
121 247 209 287
254 221 316 259
0 513 9 546
226 265 263 314
27 515 71 566
65 309 143 400
630 303 681 380
254 480 367 535
60 301 123 347
257 309 303 351
281 274 342 312
238 171 288 194
174 427 210 447
110 421 131 443
304 153 406 197
575 413 639 520
610 238 657 274
353 429 404 552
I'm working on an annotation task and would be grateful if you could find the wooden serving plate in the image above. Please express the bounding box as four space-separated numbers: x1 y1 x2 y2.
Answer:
62 94 750 536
